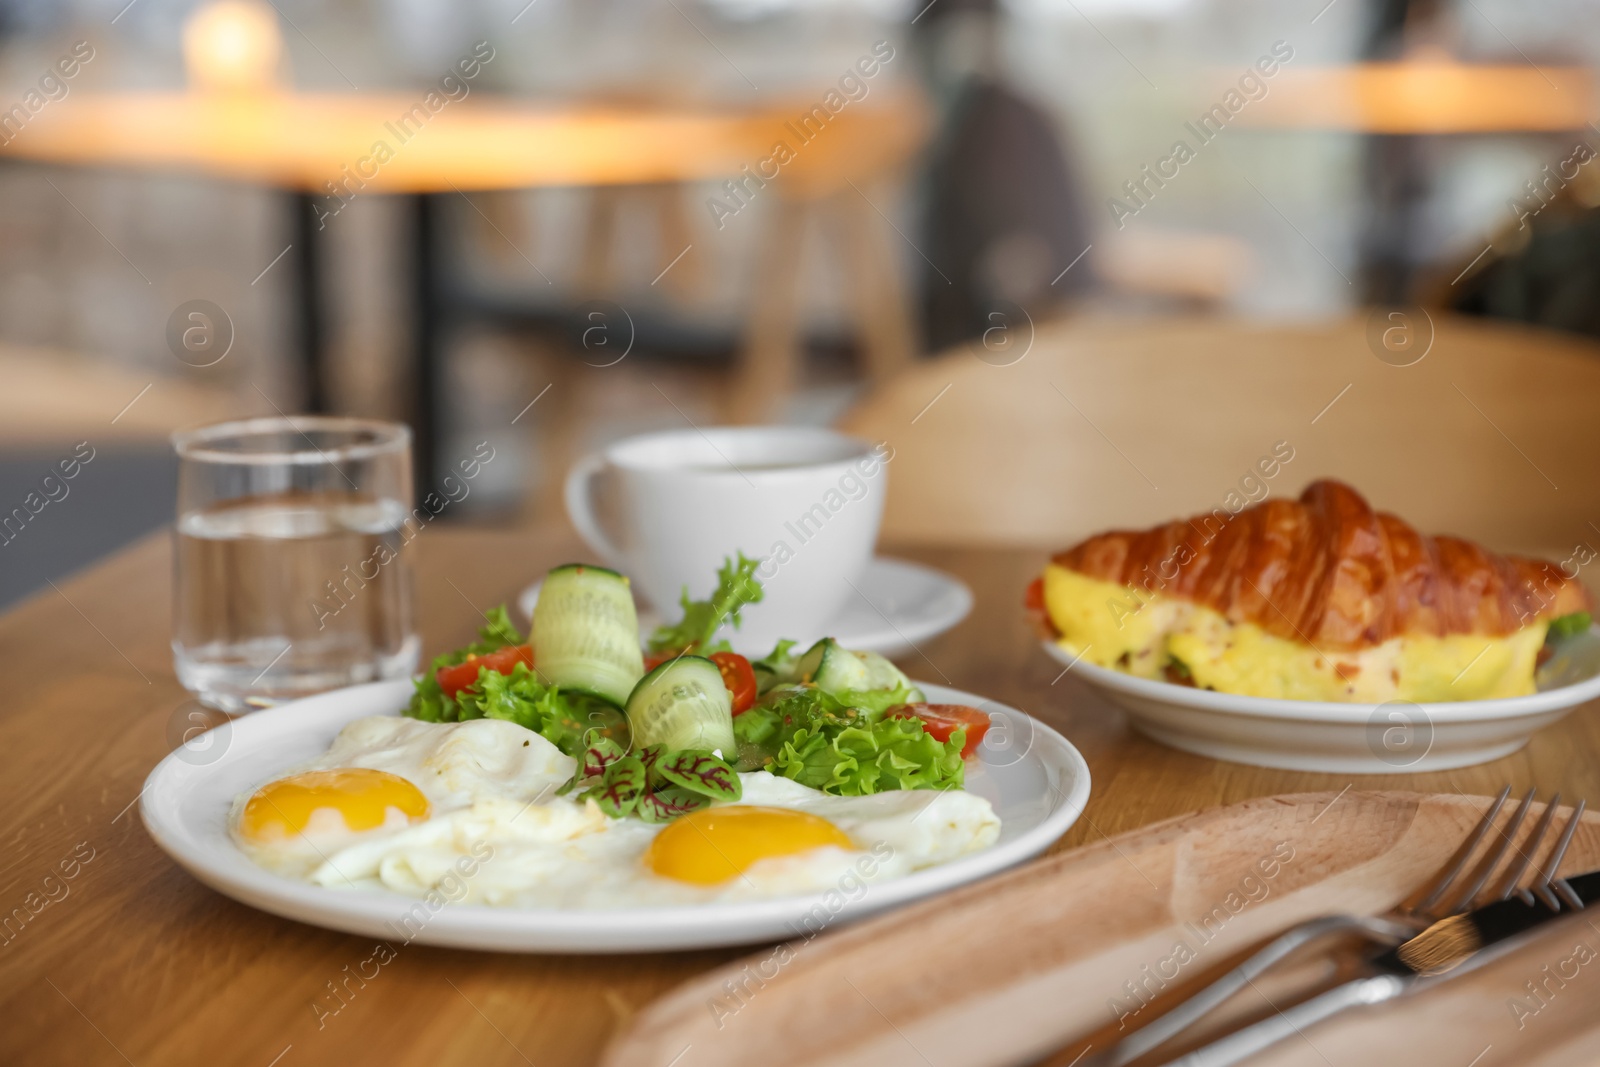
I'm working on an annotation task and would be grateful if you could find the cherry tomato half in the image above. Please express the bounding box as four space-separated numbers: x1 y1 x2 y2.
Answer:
710 651 758 715
644 649 684 672
436 645 534 698
886 703 991 758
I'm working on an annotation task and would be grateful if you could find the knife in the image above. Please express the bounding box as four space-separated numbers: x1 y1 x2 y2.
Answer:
1380 870 1597 976
1157 873 1594 1066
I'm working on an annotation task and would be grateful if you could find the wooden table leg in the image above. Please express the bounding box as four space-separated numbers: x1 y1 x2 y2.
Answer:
833 181 918 384
408 192 444 501
290 191 329 413
577 187 623 296
649 183 703 304
729 196 808 423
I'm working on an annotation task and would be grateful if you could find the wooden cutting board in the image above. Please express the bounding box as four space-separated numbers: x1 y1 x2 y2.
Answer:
600 792 1600 1067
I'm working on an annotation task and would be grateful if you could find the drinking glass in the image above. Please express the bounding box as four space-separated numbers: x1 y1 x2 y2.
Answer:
172 416 419 712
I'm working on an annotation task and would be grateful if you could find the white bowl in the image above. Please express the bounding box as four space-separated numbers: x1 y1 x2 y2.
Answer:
140 679 1090 953
1042 627 1600 773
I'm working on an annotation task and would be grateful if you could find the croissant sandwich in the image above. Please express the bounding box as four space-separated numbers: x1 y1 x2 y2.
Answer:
1029 480 1594 702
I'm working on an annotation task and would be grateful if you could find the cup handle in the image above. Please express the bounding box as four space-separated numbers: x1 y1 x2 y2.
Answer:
564 452 624 567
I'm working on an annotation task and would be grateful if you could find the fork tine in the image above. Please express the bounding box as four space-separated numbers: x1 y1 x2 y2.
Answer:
1494 792 1561 901
1450 787 1536 912
1556 879 1585 910
1412 785 1512 917
1534 798 1585 891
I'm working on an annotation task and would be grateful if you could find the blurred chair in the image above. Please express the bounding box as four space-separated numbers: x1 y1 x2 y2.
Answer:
913 1 1095 352
1095 229 1256 310
1434 165 1600 340
837 314 1600 559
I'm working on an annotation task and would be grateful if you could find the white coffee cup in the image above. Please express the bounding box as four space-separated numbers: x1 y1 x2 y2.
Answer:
564 427 889 651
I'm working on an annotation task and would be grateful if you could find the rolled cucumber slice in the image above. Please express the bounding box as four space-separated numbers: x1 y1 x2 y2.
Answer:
625 656 736 755
532 563 644 707
796 638 869 691
796 638 922 700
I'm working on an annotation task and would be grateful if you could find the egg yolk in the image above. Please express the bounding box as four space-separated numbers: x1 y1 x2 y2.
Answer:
645 805 854 885
240 769 430 842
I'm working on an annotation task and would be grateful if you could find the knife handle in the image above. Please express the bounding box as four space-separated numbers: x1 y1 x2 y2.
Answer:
1088 914 1412 1067
1167 973 1411 1067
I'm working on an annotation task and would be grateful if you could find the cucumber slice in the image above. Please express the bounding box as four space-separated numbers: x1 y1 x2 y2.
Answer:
795 638 918 697
795 638 868 691
856 649 916 692
532 563 644 707
625 656 736 755
751 638 800 696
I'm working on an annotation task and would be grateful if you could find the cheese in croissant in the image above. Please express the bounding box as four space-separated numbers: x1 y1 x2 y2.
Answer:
1039 480 1592 702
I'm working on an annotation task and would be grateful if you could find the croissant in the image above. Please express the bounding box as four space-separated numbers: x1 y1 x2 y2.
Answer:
1037 480 1592 702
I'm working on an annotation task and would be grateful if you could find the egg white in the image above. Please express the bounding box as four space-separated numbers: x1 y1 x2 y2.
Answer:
235 718 1002 908
293 716 576 809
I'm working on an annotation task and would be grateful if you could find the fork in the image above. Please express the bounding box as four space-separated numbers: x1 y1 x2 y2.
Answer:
1081 787 1585 1067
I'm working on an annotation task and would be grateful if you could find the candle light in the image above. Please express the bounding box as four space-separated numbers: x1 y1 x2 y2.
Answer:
182 0 285 93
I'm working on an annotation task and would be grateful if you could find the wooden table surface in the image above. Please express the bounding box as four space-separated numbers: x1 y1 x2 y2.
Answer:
6 526 1600 1066
1238 63 1596 134
0 91 926 198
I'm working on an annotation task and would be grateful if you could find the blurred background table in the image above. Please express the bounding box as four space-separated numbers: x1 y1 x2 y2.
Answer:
0 89 925 492
1240 62 1597 133
5 524 1600 1066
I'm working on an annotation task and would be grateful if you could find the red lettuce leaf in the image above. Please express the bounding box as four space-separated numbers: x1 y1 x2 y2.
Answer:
581 735 626 779
637 786 712 823
657 751 742 801
583 755 645 817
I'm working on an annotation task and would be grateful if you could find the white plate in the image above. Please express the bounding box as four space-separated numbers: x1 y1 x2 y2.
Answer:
1042 627 1600 773
517 556 973 658
140 680 1089 953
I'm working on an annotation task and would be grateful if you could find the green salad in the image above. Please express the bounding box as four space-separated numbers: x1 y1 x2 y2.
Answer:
401 556 989 820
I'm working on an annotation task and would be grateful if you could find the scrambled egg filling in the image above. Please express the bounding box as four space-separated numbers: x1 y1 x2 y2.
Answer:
1042 564 1547 702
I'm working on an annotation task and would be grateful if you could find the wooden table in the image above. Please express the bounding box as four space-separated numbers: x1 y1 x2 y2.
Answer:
7 525 1600 1065
1237 63 1596 134
0 91 925 488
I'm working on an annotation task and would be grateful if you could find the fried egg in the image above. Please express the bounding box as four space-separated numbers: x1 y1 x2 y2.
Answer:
231 717 575 878
233 717 1001 908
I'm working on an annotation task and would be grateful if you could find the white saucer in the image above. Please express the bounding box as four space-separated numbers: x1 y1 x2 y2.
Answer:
517 556 972 658
139 679 1090 953
1042 626 1600 773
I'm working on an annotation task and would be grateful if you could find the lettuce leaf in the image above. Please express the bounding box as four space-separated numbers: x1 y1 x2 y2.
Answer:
832 682 918 717
733 685 964 796
1548 611 1593 642
752 638 800 693
405 605 523 722
450 662 621 758
647 553 765 655
774 717 964 795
